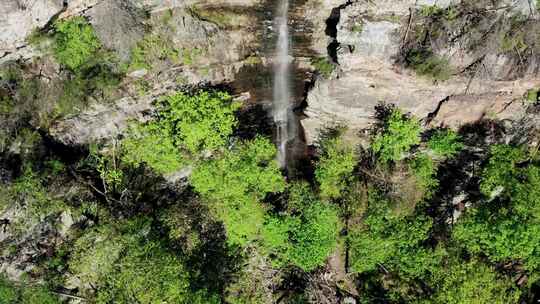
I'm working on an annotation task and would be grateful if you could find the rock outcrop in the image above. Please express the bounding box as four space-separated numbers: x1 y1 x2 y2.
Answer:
303 0 540 144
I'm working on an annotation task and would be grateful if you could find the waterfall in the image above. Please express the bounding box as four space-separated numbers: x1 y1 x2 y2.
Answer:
273 0 292 168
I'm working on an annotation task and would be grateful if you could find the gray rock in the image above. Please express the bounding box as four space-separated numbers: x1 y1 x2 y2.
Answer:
0 0 64 59
87 0 146 62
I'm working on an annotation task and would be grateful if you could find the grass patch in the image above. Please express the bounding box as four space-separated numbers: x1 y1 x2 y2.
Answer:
405 49 452 81
311 57 334 78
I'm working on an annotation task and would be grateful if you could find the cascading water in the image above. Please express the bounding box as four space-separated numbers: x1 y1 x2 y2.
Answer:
273 0 292 168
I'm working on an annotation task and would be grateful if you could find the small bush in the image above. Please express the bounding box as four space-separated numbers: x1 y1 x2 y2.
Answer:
129 34 179 70
53 17 101 70
419 5 444 17
406 49 452 81
311 57 334 78
526 89 539 103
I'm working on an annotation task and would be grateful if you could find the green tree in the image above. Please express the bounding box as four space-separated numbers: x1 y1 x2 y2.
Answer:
53 17 101 70
261 182 341 271
426 259 520 304
120 90 240 174
315 137 356 200
288 201 340 271
190 136 285 245
157 91 241 154
70 219 218 303
479 144 526 198
371 109 421 163
348 189 433 274
427 128 463 158
409 153 439 199
453 144 540 273
121 122 184 175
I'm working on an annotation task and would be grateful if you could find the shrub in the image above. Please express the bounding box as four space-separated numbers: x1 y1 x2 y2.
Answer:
53 17 101 70
526 88 539 103
0 276 60 304
406 49 452 81
311 57 334 78
129 34 179 70
371 108 421 163
427 129 464 158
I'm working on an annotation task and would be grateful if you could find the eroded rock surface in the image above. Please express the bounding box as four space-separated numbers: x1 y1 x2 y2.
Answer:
303 0 540 145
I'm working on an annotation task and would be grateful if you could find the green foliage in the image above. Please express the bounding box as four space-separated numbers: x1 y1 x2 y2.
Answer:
55 61 121 117
0 276 60 304
427 259 520 304
406 49 452 81
0 168 66 234
372 108 421 163
261 199 341 271
311 57 334 78
479 144 526 198
287 202 340 271
129 34 179 70
454 145 540 273
351 23 363 33
53 17 101 70
409 153 439 198
349 189 433 274
526 88 539 103
70 219 217 303
121 122 184 175
120 90 239 174
419 5 444 17
0 276 17 304
157 91 241 154
189 6 236 28
191 136 285 245
500 31 528 54
427 129 464 158
315 137 356 200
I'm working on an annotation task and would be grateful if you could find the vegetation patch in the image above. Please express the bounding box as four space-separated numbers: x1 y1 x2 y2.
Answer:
53 17 102 71
405 48 452 81
311 56 335 78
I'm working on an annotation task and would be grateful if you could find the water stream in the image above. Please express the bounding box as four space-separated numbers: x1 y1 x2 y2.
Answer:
273 0 293 168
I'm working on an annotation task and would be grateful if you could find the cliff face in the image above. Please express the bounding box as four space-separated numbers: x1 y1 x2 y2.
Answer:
304 0 540 144
2 0 539 145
